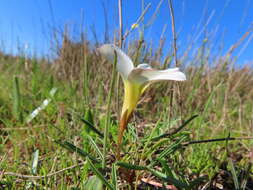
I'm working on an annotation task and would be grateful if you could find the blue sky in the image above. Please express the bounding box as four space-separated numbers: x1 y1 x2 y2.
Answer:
0 0 252 65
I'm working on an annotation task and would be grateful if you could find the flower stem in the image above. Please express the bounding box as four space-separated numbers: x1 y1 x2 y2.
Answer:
102 52 117 169
116 113 127 159
116 111 132 160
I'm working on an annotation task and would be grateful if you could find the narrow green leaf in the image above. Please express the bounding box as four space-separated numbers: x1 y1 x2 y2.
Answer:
84 176 103 190
229 159 240 190
83 109 94 133
197 83 222 127
111 164 118 190
26 88 57 123
147 167 189 189
87 158 115 190
158 159 175 178
158 159 191 188
151 115 198 141
55 140 99 163
13 76 23 122
103 51 117 168
31 149 39 175
157 135 187 160
241 164 251 190
116 161 189 189
79 117 104 138
87 135 103 160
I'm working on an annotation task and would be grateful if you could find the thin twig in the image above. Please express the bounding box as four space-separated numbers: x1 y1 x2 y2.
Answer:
118 0 123 48
182 137 253 146
0 125 45 131
141 177 178 190
1 162 85 180
116 0 123 120
168 0 180 122
168 0 178 67
226 27 253 57
122 3 151 41
145 0 164 27
102 51 117 167
102 1 109 43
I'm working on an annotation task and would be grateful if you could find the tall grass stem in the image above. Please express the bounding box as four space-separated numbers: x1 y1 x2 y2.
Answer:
102 52 117 168
13 76 23 122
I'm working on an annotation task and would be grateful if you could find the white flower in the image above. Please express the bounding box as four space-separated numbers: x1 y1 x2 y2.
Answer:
98 44 186 119
98 44 186 158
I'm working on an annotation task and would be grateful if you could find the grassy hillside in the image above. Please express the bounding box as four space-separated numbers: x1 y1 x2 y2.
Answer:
0 34 253 189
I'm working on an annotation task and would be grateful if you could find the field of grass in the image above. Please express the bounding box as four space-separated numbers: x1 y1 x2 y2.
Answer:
0 9 253 189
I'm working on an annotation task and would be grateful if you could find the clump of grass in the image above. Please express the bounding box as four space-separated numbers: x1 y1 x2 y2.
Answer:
0 35 252 189
0 3 253 190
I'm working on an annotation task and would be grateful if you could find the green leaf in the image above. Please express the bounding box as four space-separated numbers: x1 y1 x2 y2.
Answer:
87 158 115 190
83 109 94 133
55 140 99 163
151 115 198 141
79 116 104 138
197 83 222 127
241 164 252 190
157 135 187 160
229 159 240 190
31 149 39 175
26 88 57 123
102 51 117 169
13 76 23 122
158 159 175 178
84 176 103 190
87 135 103 160
116 161 189 189
147 167 189 189
158 159 190 188
111 164 118 190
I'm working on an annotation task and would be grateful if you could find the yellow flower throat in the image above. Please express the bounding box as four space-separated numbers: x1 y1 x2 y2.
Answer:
121 80 143 119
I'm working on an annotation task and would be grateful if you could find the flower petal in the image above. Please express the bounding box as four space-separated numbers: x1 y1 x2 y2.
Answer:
137 63 152 69
128 66 186 84
98 44 134 79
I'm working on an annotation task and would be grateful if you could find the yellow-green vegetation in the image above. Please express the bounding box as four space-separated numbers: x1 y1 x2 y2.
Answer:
0 35 253 189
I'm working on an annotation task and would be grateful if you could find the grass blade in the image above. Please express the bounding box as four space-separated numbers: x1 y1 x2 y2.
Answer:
13 76 23 122
158 158 176 178
83 108 94 133
84 176 103 190
87 135 104 160
55 140 99 163
26 88 57 123
116 162 189 189
157 135 187 160
111 164 118 190
151 115 198 141
241 164 252 190
102 51 117 168
79 117 104 138
31 149 39 175
87 158 115 190
229 158 240 190
147 167 189 189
